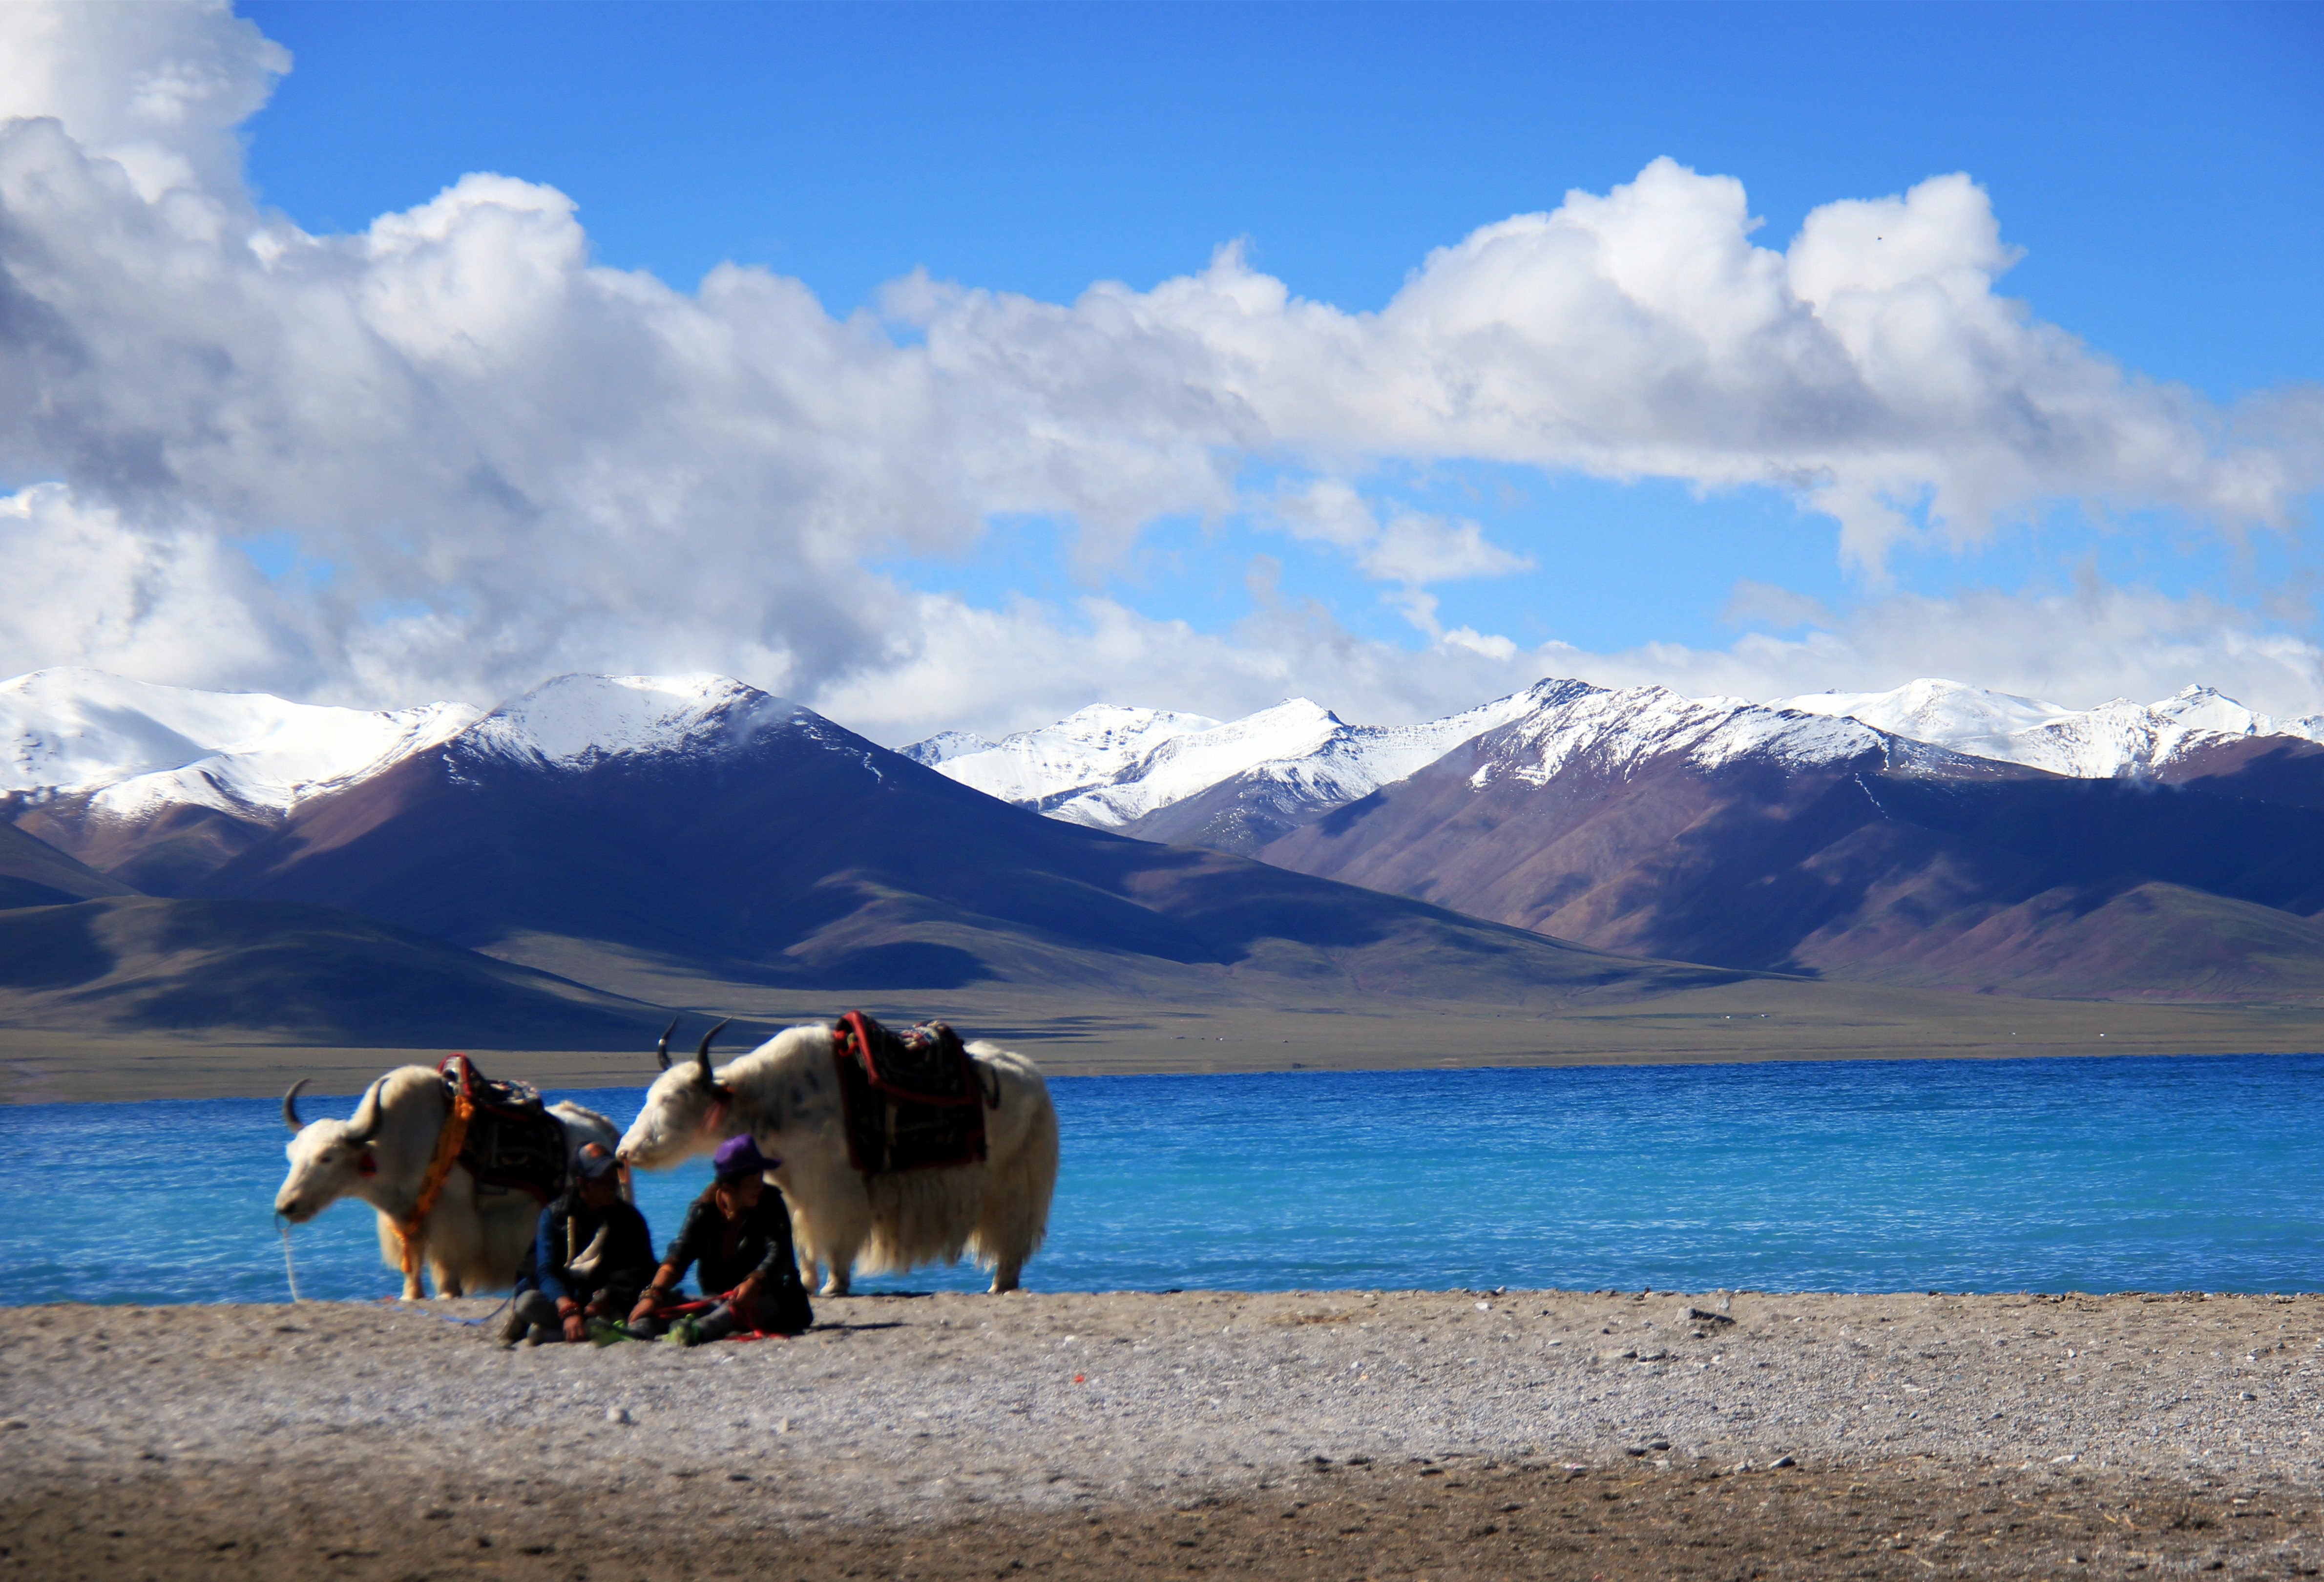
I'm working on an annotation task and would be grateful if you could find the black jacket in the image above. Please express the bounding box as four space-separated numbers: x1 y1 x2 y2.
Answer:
662 1190 812 1331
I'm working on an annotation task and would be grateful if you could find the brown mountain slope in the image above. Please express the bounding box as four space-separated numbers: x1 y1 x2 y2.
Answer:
181 688 1758 1008
0 894 693 1046
8 789 281 897
0 819 139 909
1260 730 2324 1002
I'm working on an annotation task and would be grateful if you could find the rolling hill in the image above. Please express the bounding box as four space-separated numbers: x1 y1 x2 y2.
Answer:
176 674 1756 1007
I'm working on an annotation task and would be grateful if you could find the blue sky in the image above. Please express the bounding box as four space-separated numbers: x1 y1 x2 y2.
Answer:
232 0 2322 676
238 2 2320 396
0 2 2319 734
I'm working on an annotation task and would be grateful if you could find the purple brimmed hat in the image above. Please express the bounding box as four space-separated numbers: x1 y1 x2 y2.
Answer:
712 1135 776 1180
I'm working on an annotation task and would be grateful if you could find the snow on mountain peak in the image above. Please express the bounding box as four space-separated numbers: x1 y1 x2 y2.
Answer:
458 674 811 768
0 667 482 818
905 704 1224 815
1777 678 2324 777
907 687 1552 830
1475 681 1885 790
899 730 996 767
1778 678 2073 763
0 669 835 827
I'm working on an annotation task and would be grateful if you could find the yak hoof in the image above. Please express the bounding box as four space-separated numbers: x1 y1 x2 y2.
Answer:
819 1274 852 1297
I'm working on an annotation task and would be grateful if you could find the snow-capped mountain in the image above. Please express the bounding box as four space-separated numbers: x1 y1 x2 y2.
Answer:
1464 678 1898 792
0 668 482 821
1778 679 2324 779
454 673 826 772
904 688 1546 836
0 670 837 818
901 704 1226 815
1262 672 2324 1004
0 670 850 894
909 675 2324 857
907 678 2005 853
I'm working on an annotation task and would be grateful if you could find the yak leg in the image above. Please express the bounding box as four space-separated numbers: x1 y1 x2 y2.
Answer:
400 1266 425 1301
810 1228 860 1297
988 1259 1023 1295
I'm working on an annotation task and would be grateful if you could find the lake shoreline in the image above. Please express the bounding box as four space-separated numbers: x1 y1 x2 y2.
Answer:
10 997 2324 1104
5 1288 2319 1580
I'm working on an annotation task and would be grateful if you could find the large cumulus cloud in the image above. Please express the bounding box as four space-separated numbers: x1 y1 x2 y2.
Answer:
0 0 2317 738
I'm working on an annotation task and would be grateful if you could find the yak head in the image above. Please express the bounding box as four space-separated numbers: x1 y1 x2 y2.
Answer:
617 1017 738 1170
274 1070 435 1221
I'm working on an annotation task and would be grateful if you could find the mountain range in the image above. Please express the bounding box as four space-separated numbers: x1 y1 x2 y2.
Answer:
903 689 1542 854
905 677 2324 832
7 665 2324 1042
0 671 1755 1043
902 676 2324 1003
1260 684 2324 1001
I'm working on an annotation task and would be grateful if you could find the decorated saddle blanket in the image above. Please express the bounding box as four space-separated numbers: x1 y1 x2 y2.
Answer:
831 1011 989 1174
438 1054 569 1203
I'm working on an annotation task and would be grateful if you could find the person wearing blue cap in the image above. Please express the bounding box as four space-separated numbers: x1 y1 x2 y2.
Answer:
502 1142 658 1345
628 1134 814 1344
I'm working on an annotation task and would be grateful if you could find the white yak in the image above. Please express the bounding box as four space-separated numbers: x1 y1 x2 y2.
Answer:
275 1066 620 1300
617 1021 1058 1295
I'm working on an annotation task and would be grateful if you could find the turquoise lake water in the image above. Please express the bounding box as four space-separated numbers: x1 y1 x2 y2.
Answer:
4 1053 2321 1306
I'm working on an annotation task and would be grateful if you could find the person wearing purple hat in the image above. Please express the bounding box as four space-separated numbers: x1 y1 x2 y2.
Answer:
628 1134 813 1343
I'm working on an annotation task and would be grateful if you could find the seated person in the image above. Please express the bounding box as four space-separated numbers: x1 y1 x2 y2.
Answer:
630 1135 814 1343
504 1142 657 1345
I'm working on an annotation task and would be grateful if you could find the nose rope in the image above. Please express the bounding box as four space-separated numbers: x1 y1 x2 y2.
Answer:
277 1216 302 1304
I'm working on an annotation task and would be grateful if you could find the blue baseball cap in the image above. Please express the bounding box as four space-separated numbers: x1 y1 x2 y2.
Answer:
575 1142 620 1180
712 1135 776 1179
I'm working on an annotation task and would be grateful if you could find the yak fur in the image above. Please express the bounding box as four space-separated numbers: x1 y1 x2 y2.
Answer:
617 1023 1058 1295
275 1065 620 1300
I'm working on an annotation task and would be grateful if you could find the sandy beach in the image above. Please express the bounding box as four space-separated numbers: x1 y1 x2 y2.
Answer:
6 1287 2321 1579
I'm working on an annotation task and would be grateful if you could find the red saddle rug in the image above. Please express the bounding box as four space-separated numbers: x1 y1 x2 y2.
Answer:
830 1011 990 1174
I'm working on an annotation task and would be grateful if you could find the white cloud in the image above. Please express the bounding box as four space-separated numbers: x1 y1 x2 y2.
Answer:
811 576 2324 745
1267 478 1534 616
1722 579 1835 631
0 0 285 200
0 483 319 691
1359 510 1533 586
1271 478 1379 549
1646 577 2324 720
0 2 2316 737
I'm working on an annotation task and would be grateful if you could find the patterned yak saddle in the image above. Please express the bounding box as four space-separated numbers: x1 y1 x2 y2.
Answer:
831 1010 990 1174
438 1053 569 1203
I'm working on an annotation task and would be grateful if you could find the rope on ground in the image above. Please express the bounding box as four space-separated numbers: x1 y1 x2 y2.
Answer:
278 1218 301 1304
376 1296 511 1328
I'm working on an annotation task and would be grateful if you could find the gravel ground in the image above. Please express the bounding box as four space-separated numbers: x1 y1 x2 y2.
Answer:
6 1287 2324 1579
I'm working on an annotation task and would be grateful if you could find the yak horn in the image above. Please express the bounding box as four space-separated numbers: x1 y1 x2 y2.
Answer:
282 1078 311 1133
654 1016 679 1072
344 1077 387 1144
694 1018 732 1082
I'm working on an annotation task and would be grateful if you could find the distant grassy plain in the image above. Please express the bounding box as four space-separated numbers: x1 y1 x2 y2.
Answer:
8 970 2324 1103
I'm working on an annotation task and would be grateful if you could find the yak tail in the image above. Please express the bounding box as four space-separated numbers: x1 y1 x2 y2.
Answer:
970 1085 1059 1273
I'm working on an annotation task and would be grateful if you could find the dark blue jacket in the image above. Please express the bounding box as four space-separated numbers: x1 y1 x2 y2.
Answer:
531 1194 656 1304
